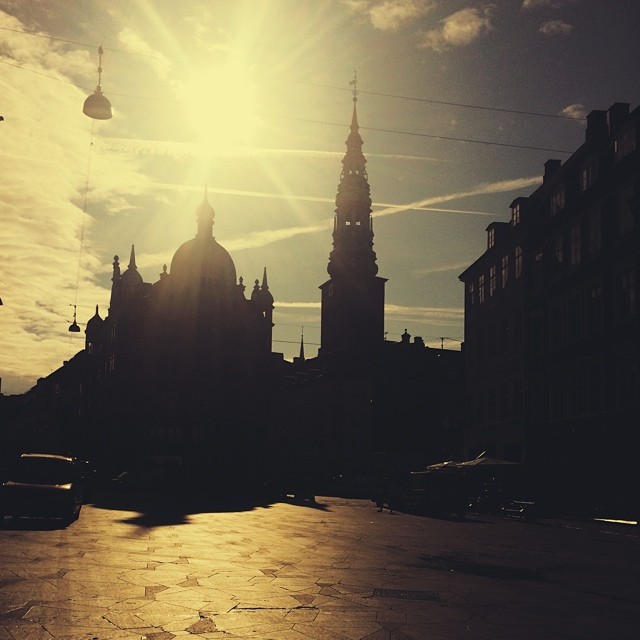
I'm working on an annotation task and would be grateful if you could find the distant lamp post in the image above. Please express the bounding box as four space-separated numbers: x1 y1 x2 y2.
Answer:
83 46 112 120
68 304 81 332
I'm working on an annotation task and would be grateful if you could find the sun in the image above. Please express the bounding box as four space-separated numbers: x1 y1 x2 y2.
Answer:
178 59 259 150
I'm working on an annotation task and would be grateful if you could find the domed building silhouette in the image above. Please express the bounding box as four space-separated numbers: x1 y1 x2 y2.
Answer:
85 191 278 486
2 97 464 496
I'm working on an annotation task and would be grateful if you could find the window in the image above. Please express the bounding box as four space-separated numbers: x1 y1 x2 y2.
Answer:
614 124 636 162
618 187 635 238
501 255 509 288
616 267 636 322
588 209 602 256
579 159 597 192
500 382 510 420
566 291 582 341
489 265 497 297
514 378 523 417
549 299 565 349
488 227 495 248
478 275 485 304
570 224 581 266
584 279 603 336
513 309 523 346
511 202 521 226
554 237 564 265
487 324 497 357
515 246 523 279
532 252 544 289
500 315 510 352
487 388 497 421
551 187 566 214
468 282 475 305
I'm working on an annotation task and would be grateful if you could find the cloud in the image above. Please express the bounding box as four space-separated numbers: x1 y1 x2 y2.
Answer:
560 103 587 119
540 19 573 36
375 175 541 219
276 301 463 323
522 0 577 9
117 27 172 80
419 5 495 52
385 303 464 323
343 0 436 30
0 11 153 395
412 261 472 276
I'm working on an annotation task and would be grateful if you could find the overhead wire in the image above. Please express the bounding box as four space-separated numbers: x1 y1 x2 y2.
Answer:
1 23 586 150
0 54 575 154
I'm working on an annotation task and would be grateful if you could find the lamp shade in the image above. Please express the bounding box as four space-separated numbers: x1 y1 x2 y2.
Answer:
83 87 112 120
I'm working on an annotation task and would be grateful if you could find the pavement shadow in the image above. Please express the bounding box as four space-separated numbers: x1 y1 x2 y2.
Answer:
90 491 330 528
279 496 332 511
420 554 553 583
0 516 71 531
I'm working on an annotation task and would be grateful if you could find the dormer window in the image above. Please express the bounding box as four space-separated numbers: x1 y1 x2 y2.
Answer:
488 227 495 248
580 159 597 192
614 124 636 162
511 202 521 226
551 187 566 215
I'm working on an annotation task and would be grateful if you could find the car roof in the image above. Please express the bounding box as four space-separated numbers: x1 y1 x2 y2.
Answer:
20 453 75 463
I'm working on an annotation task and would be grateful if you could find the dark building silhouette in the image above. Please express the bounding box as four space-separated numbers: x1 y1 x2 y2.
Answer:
319 96 387 354
459 102 639 515
1 97 463 493
271 96 463 489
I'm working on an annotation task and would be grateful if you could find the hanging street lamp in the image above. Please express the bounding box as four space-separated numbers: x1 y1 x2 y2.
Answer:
83 46 112 120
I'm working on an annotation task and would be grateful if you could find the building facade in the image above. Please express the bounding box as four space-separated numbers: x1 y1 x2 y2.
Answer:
2 97 463 493
459 102 639 514
271 96 463 490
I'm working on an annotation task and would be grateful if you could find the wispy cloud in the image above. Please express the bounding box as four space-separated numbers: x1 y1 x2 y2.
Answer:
375 175 541 219
0 12 153 394
385 303 464 323
275 300 462 322
137 175 537 259
419 5 495 52
411 261 472 276
344 0 436 31
540 19 573 36
522 0 578 9
560 103 587 119
96 137 446 165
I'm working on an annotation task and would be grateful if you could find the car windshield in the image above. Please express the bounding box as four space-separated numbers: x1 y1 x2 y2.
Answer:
9 457 74 485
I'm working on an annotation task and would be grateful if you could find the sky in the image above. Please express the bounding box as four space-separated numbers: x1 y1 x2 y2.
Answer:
1 0 640 395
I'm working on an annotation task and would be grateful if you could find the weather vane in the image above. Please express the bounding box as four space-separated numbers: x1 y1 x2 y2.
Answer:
349 69 358 102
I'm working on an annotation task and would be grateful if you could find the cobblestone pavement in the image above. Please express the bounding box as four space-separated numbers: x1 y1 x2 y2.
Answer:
1 494 638 639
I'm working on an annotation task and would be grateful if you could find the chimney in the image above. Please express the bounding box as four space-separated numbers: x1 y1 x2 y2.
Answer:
585 110 608 144
608 102 630 136
543 159 562 183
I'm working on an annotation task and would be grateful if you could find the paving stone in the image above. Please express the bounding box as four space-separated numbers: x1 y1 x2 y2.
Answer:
1 497 638 639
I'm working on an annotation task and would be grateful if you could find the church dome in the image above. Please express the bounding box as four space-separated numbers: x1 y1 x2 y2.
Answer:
169 192 237 288
120 266 143 286
170 235 237 287
86 305 104 329
119 245 143 286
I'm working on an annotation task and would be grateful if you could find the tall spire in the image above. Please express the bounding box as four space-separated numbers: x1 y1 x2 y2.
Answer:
196 186 215 238
128 244 137 270
319 76 387 355
299 327 305 360
327 73 378 279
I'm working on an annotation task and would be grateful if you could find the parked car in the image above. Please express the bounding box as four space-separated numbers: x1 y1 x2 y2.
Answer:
0 453 85 524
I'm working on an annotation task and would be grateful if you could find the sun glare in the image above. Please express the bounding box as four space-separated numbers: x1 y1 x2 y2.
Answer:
178 61 259 150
